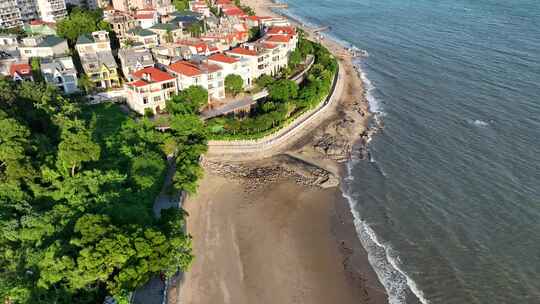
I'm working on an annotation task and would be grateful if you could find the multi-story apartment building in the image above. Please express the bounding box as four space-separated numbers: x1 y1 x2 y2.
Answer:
40 56 79 94
0 0 67 29
105 10 137 42
35 0 67 22
263 26 298 54
226 42 288 80
0 1 23 28
65 0 109 9
112 0 173 15
167 60 225 100
76 31 120 89
208 53 252 89
125 66 177 114
17 0 38 22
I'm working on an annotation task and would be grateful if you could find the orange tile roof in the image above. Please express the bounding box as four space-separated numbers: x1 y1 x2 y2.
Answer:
129 79 149 87
208 53 239 64
10 63 32 76
136 13 155 19
267 26 296 36
168 61 202 77
228 47 258 56
168 61 222 76
265 34 292 43
132 67 175 83
262 42 278 49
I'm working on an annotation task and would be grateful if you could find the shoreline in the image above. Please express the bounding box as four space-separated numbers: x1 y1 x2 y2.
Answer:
169 1 387 303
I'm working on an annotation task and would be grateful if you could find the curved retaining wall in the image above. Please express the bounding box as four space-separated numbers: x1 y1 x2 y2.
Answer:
207 61 343 157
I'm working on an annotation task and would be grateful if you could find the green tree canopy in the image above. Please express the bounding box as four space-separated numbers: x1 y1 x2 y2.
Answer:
268 79 299 103
166 86 208 115
56 8 110 45
173 0 190 11
0 79 205 304
224 74 244 96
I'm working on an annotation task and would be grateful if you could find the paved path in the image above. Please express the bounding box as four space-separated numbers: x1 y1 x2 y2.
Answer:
132 156 184 304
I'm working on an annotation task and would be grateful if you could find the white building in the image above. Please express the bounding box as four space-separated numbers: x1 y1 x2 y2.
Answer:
226 42 288 80
40 56 79 94
135 9 158 29
0 0 67 29
125 66 178 115
167 60 225 101
208 53 252 88
35 0 67 23
263 26 298 54
0 0 24 28
18 35 69 59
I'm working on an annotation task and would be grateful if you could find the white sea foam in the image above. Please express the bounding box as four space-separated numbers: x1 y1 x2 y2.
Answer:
343 162 429 304
356 63 385 117
473 119 489 127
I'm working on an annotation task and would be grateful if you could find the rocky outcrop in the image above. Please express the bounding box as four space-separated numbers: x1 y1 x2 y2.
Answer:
202 155 340 193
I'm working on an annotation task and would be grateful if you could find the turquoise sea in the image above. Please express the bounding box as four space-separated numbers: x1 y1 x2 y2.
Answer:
278 0 540 303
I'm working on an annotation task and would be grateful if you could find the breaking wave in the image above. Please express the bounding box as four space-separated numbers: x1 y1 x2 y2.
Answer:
343 162 429 304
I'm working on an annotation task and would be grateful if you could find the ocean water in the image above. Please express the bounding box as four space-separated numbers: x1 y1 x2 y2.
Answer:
278 0 540 303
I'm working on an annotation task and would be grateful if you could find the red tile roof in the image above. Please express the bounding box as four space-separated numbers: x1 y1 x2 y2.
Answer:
223 6 246 17
267 26 296 36
135 13 155 20
208 53 239 64
168 61 202 77
129 79 149 88
228 47 258 56
265 34 292 43
10 63 32 77
132 67 175 83
262 42 278 49
201 63 222 73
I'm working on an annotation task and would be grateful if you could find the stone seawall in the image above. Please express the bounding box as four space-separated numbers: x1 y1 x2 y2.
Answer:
206 60 343 160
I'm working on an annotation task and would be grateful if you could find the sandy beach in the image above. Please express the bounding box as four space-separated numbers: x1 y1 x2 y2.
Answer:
168 1 387 303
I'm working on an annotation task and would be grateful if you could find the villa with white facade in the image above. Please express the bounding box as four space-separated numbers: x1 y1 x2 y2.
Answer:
167 60 225 101
125 66 178 114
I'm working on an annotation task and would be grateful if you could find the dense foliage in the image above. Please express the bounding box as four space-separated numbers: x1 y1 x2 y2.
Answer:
173 0 190 11
0 80 207 303
224 74 244 96
56 8 111 46
206 39 338 139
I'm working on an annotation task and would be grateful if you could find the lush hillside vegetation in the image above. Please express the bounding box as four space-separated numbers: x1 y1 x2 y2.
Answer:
0 80 207 303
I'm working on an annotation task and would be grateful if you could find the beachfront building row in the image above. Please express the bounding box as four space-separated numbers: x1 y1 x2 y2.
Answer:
125 59 226 115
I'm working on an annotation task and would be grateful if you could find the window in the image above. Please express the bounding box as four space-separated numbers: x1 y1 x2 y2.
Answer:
162 82 174 89
143 97 148 104
24 50 32 54
153 96 161 102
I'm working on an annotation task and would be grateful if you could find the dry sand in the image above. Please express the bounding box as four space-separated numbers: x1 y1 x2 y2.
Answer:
171 174 386 304
168 1 388 303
